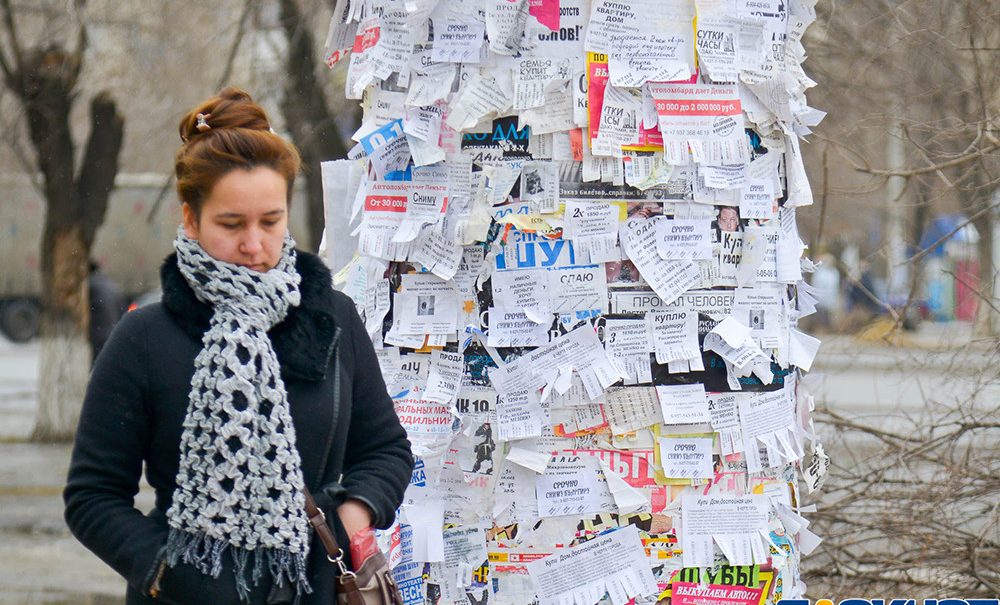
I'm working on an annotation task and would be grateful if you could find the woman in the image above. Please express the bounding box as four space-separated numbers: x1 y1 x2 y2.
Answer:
64 88 413 604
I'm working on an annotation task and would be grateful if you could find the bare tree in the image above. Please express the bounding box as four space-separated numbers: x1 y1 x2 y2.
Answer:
0 0 124 441
792 2 1000 594
804 1 1000 335
805 343 1000 597
278 0 351 251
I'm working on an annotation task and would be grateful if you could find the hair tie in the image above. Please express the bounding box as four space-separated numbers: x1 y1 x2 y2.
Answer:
196 113 212 132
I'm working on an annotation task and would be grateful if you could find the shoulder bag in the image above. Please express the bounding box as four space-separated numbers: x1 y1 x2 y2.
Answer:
303 488 404 605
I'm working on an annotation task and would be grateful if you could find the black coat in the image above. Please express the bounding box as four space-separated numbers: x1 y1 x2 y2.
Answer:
64 251 413 605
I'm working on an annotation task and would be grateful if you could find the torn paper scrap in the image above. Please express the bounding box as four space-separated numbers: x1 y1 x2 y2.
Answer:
680 493 769 568
423 349 465 404
658 436 714 480
535 454 614 517
655 383 711 425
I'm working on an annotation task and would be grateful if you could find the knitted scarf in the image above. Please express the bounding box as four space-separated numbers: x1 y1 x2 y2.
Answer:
165 228 311 601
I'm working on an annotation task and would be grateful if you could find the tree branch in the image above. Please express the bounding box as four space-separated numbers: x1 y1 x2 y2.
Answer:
0 0 24 77
904 199 1000 265
0 101 45 196
863 141 1000 177
903 123 956 188
814 143 830 251
76 91 124 248
0 36 14 87
69 0 88 61
217 0 254 88
942 267 1000 315
145 0 255 225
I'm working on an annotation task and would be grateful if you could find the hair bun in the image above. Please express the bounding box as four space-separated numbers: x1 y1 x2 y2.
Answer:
179 86 271 143
216 86 254 104
174 87 301 216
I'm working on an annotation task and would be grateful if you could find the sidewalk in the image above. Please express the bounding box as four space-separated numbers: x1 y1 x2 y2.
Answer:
0 443 129 604
812 319 995 374
0 339 131 604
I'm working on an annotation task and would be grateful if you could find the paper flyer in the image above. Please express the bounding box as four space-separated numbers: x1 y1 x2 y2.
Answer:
320 1 827 602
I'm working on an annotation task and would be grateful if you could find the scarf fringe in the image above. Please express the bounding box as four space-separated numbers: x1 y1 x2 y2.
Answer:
166 527 312 603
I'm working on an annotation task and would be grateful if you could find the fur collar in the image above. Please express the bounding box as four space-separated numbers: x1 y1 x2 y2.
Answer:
160 250 340 382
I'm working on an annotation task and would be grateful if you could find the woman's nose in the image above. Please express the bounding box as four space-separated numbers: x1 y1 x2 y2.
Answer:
240 231 263 255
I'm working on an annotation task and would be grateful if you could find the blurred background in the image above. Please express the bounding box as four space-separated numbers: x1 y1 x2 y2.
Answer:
0 1 996 603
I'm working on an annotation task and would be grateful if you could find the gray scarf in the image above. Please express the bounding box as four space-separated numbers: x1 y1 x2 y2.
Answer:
165 228 311 601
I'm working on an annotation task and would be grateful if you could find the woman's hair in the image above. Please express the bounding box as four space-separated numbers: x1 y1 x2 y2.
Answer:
175 87 301 217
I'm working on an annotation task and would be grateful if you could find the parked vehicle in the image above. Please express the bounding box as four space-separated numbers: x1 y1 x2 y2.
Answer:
0 173 310 341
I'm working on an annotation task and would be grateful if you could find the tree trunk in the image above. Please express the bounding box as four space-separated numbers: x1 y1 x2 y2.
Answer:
29 94 123 442
960 159 998 337
279 0 349 251
9 46 125 442
971 207 996 336
907 178 932 317
32 224 91 441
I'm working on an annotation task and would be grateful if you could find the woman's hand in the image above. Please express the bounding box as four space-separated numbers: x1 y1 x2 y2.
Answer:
336 498 374 539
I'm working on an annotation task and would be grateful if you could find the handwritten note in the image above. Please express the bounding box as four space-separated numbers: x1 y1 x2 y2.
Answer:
608 33 692 87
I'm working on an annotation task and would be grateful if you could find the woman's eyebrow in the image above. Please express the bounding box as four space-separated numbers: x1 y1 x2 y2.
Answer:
213 209 285 219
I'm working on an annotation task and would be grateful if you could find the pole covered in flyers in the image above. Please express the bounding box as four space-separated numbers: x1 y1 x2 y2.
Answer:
320 0 827 603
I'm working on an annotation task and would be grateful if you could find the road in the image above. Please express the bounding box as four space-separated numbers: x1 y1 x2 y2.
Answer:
0 326 995 603
809 330 998 436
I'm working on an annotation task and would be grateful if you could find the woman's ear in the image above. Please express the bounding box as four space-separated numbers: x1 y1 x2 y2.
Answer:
181 203 199 239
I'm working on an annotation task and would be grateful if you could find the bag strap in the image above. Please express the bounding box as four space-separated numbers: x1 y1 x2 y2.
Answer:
303 487 351 575
305 491 401 605
305 487 368 605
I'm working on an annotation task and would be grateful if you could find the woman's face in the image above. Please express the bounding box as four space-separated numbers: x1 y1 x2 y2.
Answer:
182 167 289 272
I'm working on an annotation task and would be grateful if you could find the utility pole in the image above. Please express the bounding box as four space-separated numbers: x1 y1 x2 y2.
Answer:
991 193 1000 335
885 121 909 306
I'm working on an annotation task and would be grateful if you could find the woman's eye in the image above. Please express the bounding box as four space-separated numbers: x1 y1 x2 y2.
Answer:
262 220 279 228
220 223 240 230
